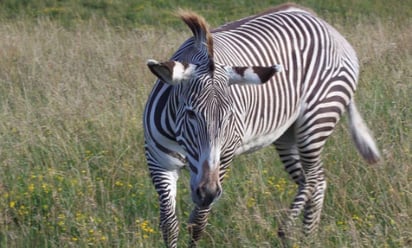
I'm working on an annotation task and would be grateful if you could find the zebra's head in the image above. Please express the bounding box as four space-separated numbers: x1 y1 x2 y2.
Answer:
146 11 281 208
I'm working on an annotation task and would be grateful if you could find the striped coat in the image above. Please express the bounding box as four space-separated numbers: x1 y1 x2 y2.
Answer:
144 3 380 247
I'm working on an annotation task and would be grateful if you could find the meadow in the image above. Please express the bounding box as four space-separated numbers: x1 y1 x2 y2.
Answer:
0 0 411 247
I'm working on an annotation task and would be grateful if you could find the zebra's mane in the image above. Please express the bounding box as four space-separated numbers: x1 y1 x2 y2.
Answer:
177 9 214 59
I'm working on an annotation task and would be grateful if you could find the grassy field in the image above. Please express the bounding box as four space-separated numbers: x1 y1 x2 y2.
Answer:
0 1 411 247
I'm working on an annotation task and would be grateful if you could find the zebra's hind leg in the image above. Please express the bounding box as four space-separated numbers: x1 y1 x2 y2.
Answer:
278 158 324 238
303 167 326 235
274 142 305 187
187 206 211 247
277 123 330 237
274 124 305 186
282 114 336 238
274 125 306 238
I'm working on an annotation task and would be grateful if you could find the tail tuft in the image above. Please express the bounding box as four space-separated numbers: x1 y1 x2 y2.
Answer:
347 101 381 164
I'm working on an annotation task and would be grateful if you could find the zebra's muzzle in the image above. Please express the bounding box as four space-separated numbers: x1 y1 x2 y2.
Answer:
193 182 222 208
191 160 222 208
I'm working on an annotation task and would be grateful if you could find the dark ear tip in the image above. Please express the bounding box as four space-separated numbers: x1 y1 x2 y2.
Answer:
257 64 282 83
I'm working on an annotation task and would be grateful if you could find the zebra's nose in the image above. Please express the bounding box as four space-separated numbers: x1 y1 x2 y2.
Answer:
193 183 222 208
192 160 222 207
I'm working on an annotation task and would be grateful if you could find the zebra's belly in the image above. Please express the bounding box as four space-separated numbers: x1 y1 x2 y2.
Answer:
235 113 298 155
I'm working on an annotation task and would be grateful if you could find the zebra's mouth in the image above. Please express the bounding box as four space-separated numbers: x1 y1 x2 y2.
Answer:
190 160 222 208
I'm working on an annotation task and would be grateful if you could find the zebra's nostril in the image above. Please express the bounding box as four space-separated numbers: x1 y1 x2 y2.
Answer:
194 184 222 207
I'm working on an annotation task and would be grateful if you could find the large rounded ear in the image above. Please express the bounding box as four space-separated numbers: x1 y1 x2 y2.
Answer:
225 64 282 85
147 59 197 85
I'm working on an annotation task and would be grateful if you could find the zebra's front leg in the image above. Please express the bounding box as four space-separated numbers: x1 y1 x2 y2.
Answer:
149 167 180 248
187 205 212 247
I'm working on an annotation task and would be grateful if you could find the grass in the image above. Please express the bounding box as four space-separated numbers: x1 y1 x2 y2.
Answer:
0 1 411 247
0 0 411 28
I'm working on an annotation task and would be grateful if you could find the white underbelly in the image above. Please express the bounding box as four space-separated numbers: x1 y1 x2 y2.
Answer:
235 113 298 155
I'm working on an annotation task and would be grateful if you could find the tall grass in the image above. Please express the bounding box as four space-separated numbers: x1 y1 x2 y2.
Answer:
0 2 411 248
0 19 182 247
0 0 411 28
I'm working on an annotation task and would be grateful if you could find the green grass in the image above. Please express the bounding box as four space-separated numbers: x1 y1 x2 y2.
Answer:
0 0 411 28
0 1 411 247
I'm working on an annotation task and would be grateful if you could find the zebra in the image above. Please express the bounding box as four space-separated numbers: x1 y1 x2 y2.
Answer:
143 3 380 247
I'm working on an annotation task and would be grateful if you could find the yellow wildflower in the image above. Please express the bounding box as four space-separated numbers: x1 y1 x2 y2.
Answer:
246 197 256 208
28 184 35 192
42 183 50 193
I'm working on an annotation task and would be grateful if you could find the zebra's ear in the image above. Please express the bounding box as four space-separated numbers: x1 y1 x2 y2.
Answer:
147 59 197 85
225 64 282 85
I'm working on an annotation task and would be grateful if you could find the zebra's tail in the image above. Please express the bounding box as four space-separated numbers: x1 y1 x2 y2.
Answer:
347 101 381 164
